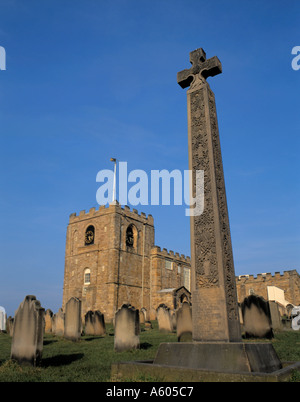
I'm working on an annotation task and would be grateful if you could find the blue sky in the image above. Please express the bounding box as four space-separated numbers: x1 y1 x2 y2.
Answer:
0 0 299 316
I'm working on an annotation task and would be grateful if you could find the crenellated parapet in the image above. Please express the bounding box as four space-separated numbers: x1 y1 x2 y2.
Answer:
151 245 191 265
69 202 154 226
236 270 299 282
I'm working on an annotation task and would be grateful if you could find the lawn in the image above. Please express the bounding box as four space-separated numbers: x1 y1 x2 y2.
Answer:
0 323 299 382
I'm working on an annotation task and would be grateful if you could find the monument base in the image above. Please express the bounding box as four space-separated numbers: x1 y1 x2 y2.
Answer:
111 342 300 382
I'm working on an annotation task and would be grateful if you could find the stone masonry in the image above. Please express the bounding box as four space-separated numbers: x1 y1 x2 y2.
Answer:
62 202 191 322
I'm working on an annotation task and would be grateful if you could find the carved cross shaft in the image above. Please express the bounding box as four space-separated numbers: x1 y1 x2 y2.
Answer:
177 48 222 89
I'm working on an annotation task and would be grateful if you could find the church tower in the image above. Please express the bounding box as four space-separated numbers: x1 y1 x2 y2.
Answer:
62 202 155 321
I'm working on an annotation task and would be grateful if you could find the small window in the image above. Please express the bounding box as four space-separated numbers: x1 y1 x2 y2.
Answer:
178 264 181 274
126 225 134 247
126 224 137 248
84 269 91 285
85 225 95 246
165 260 173 270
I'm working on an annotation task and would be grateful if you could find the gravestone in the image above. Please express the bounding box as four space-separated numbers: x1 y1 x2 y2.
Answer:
114 304 140 352
53 308 64 336
268 301 282 330
6 316 14 336
85 310 106 336
156 304 173 333
241 295 273 339
10 295 45 366
139 310 145 324
64 297 81 341
44 309 53 333
176 302 192 342
139 308 148 324
0 306 6 331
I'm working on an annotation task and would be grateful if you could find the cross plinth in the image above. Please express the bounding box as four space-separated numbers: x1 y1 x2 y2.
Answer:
177 48 222 90
178 48 241 342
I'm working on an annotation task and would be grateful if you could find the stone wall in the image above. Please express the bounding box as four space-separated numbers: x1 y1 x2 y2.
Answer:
236 270 300 306
150 246 191 312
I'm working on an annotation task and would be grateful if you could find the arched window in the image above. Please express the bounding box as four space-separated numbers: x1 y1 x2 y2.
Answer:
84 268 91 285
85 225 95 246
126 224 137 248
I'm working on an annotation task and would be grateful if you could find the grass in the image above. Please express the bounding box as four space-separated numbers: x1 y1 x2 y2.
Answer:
0 323 299 382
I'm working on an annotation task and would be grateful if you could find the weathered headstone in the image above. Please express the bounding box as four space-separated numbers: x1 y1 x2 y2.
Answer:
241 295 273 339
176 302 192 342
44 309 53 333
156 304 173 333
114 304 140 352
6 316 14 336
268 301 282 330
0 306 6 331
139 308 148 324
177 48 241 342
139 310 145 324
64 297 81 341
84 310 106 336
10 295 45 366
53 308 64 336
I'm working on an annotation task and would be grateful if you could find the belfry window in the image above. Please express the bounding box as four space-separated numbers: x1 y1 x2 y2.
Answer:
85 225 95 246
126 225 134 247
126 224 138 249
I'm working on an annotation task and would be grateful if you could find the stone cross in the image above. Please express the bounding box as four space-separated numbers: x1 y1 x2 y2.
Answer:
178 48 241 342
177 48 222 89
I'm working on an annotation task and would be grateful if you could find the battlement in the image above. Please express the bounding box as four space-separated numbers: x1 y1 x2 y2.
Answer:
151 245 191 264
69 202 154 225
237 270 299 282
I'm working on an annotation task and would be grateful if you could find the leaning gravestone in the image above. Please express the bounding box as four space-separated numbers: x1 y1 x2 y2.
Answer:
85 310 106 336
64 297 81 341
156 304 173 333
0 306 6 331
268 301 282 330
176 302 192 342
241 295 273 339
44 309 53 333
114 304 140 352
53 308 65 336
10 295 45 366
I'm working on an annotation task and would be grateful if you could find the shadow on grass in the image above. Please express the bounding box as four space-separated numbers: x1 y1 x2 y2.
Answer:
42 353 84 367
140 342 152 350
83 336 105 342
43 339 58 346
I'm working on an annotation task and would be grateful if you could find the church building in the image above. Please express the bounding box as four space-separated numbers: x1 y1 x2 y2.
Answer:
62 201 300 322
62 202 191 322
